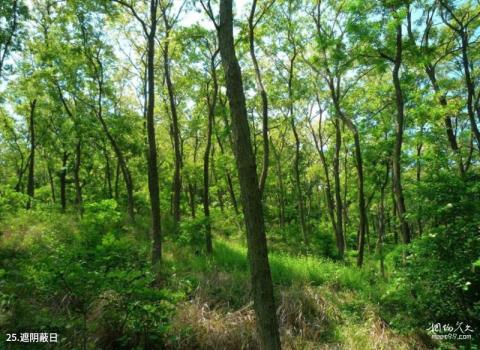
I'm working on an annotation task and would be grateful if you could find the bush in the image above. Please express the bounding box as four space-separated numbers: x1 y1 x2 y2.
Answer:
0 186 28 216
381 172 480 340
177 216 208 249
0 207 185 349
81 199 122 245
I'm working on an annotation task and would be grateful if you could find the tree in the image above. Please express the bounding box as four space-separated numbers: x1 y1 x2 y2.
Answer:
26 99 37 209
0 0 28 78
112 0 163 264
211 0 282 347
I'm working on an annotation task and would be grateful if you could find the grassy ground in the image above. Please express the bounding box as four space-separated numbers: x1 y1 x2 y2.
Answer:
164 239 432 349
0 210 438 349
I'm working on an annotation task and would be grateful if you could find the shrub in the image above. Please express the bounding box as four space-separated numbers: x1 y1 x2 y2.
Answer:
381 172 480 340
0 186 28 216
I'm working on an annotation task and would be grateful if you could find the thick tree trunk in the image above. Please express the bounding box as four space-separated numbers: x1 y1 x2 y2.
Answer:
217 1 281 348
392 23 411 244
26 99 37 210
146 0 162 265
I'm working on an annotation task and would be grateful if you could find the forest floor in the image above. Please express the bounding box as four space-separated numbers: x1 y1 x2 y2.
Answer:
0 210 444 349
164 240 433 349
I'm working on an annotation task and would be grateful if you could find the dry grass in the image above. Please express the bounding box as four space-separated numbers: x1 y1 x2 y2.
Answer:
167 274 433 350
169 298 258 350
338 303 432 350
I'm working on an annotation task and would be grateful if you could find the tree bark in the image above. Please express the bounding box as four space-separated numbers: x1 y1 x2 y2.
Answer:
146 0 162 264
113 0 162 264
391 23 411 244
270 138 286 227
73 139 83 217
333 119 345 256
377 162 389 278
217 1 281 348
162 13 182 229
288 53 308 245
47 162 56 203
309 112 337 247
248 0 269 197
327 81 367 265
203 50 219 255
26 99 37 210
60 152 68 211
215 114 239 214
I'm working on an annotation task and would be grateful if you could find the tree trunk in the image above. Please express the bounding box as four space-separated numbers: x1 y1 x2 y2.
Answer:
310 112 338 248
287 53 308 245
187 182 196 218
459 32 480 149
416 133 423 236
60 152 68 211
146 0 162 264
377 162 389 278
162 20 182 229
26 99 37 210
248 0 269 197
73 139 83 217
217 1 281 348
114 160 120 201
103 146 113 198
203 50 219 255
271 138 286 228
352 130 367 266
392 23 411 244
333 119 345 257
47 162 56 203
215 116 239 214
425 65 465 175
291 117 308 245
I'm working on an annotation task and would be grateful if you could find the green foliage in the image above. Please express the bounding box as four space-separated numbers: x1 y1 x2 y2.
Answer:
0 186 28 216
176 216 208 248
81 199 122 244
0 207 185 349
382 173 480 339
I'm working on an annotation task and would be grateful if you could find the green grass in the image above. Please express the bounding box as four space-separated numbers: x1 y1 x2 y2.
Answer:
176 238 382 291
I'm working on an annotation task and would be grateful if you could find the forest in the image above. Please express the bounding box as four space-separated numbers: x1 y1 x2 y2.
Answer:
0 0 479 349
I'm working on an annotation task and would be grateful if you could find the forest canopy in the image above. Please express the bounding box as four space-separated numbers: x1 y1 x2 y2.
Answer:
0 0 479 349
